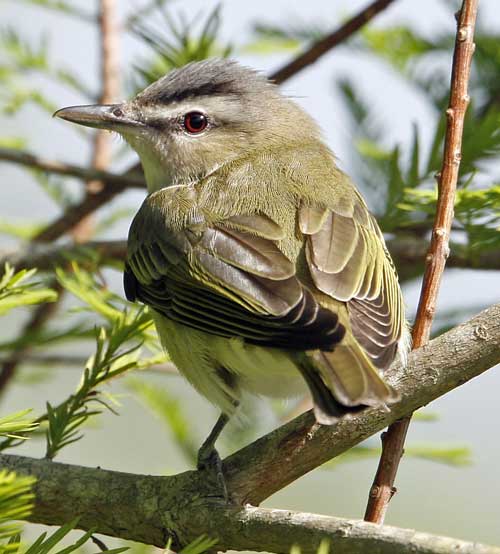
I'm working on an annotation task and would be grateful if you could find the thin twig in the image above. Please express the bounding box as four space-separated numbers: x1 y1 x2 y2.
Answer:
0 353 178 375
269 0 397 84
0 148 144 188
364 0 479 524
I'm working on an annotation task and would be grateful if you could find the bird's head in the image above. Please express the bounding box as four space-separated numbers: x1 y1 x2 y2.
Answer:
55 58 320 192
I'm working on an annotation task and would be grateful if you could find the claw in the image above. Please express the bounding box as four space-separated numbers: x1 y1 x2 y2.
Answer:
197 445 228 502
196 413 231 502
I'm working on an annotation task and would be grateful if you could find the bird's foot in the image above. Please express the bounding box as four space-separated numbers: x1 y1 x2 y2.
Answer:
197 445 229 503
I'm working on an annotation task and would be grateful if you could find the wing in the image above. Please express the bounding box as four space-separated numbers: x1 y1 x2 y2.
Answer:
299 192 406 370
125 192 345 352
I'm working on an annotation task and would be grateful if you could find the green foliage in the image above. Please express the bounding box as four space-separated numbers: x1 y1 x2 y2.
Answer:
0 138 26 149
30 172 76 210
337 80 500 255
173 535 218 554
0 264 165 456
19 520 127 554
244 22 313 55
44 307 152 459
0 27 94 115
93 208 136 238
124 0 172 30
0 266 57 316
360 26 445 72
399 183 500 253
0 323 91 355
130 5 232 92
0 222 45 241
54 264 160 351
0 410 38 440
13 1 95 22
0 470 35 553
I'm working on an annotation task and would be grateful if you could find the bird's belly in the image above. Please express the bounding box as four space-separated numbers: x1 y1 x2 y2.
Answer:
152 312 306 413
212 335 306 398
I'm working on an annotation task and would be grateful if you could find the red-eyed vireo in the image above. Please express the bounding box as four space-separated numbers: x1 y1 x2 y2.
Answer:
55 58 408 473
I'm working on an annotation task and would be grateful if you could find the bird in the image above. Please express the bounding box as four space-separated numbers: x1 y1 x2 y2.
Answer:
55 58 408 474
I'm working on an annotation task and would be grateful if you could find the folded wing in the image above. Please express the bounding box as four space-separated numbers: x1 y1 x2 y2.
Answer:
299 192 406 371
125 193 345 352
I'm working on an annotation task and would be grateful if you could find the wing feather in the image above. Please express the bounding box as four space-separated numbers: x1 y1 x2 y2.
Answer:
126 197 345 352
300 197 405 370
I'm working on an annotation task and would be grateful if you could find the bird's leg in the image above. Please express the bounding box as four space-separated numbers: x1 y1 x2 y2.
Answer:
197 412 230 501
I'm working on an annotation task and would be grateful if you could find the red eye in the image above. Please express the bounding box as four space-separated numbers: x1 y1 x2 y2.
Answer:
183 111 208 134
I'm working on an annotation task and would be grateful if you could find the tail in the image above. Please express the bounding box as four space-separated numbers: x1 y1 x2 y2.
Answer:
296 340 400 425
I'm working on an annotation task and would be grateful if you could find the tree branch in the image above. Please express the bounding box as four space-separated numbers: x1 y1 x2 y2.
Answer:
0 148 145 189
0 240 127 272
269 0 397 84
1 303 499 551
0 451 497 554
70 0 121 241
364 0 479 523
84 0 121 194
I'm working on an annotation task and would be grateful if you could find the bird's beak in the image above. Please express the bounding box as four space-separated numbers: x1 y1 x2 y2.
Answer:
53 104 140 131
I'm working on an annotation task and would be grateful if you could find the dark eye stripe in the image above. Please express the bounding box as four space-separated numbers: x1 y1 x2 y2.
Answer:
146 118 171 130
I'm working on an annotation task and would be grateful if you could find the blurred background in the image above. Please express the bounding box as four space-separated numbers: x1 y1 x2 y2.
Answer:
1 0 499 549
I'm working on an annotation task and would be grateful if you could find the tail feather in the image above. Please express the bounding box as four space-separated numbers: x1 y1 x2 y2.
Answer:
319 342 399 407
296 340 399 425
298 362 353 424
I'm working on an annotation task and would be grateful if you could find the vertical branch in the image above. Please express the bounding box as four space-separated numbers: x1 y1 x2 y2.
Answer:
364 0 479 524
91 0 121 179
73 0 121 240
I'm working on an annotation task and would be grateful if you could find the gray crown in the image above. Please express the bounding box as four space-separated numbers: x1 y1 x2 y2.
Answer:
135 58 274 106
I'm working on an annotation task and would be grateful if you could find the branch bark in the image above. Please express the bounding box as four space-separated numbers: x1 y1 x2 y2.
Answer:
1 303 499 551
364 0 479 523
0 452 497 554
